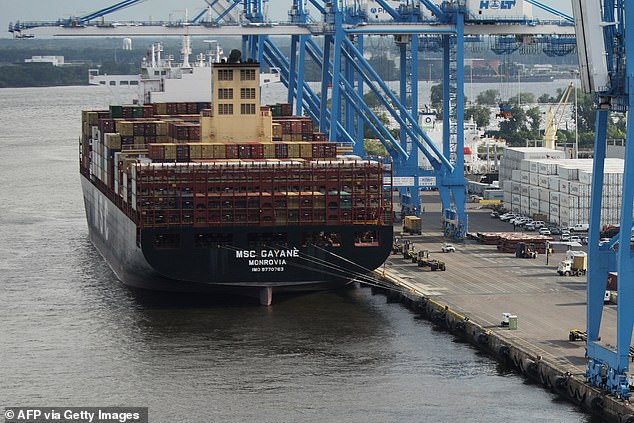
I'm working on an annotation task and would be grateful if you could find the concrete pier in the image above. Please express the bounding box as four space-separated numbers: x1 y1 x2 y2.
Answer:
375 192 634 422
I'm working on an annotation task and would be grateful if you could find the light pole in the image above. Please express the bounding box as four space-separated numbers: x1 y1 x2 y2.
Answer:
571 69 579 159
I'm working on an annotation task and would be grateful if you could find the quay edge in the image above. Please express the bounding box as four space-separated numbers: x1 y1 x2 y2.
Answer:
369 270 634 423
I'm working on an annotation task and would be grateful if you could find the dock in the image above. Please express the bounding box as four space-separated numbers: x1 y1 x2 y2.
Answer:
373 192 634 423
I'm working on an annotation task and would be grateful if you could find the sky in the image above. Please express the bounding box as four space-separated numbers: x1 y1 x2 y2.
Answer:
3 0 572 38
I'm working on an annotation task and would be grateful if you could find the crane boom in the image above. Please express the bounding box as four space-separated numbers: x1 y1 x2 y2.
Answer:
543 82 574 150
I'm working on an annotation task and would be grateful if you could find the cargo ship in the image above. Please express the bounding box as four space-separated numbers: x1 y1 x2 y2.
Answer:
80 51 393 305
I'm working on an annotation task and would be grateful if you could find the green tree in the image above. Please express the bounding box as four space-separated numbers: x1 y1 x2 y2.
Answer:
537 93 551 103
476 89 499 106
364 139 389 157
465 105 490 129
363 92 382 109
430 83 443 109
519 92 536 104
576 90 596 132
525 106 541 132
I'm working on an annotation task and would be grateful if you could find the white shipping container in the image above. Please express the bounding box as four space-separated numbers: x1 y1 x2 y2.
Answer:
512 194 521 205
559 179 570 194
539 162 558 175
521 196 529 209
520 185 529 196
579 170 593 185
467 0 533 22
529 186 540 199
538 187 550 202
512 169 522 182
538 175 550 188
529 198 540 210
549 191 560 205
550 203 559 217
520 171 529 184
540 200 550 214
511 181 521 194
558 166 578 181
549 175 560 190
529 161 539 173
529 173 538 186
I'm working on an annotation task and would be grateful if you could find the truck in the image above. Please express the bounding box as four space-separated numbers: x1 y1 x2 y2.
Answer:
416 250 446 271
515 242 537 258
403 215 422 235
570 223 590 232
557 251 587 276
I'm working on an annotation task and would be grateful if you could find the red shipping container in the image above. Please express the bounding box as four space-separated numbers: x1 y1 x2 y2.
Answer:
188 124 201 141
148 144 165 160
177 102 188 114
250 143 264 159
186 102 198 114
280 103 293 116
143 105 154 117
607 272 618 291
290 120 303 134
99 118 116 133
280 120 292 134
301 119 313 134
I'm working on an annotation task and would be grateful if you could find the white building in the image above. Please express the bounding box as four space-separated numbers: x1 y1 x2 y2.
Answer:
24 56 65 66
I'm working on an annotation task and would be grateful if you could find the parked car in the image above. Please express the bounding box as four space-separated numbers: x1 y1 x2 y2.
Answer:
500 213 516 222
490 211 499 218
533 221 546 229
539 228 552 235
549 227 561 235
569 235 582 244
441 244 456 253
525 222 536 231
560 233 571 242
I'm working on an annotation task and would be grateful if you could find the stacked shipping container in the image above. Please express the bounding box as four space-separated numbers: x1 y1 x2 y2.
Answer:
79 101 391 230
501 147 624 227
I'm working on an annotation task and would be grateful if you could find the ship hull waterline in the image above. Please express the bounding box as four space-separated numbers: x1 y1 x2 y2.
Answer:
81 175 393 303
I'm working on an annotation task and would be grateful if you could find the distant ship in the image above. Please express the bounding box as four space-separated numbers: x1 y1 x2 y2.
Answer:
88 36 281 104
80 46 393 305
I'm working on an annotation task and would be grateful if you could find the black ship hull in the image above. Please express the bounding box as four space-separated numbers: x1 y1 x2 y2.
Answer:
81 175 393 303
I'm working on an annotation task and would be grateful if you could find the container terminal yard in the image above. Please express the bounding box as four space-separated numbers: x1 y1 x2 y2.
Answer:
371 191 632 422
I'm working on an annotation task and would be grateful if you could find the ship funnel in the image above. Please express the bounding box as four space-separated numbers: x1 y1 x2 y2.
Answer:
228 49 242 63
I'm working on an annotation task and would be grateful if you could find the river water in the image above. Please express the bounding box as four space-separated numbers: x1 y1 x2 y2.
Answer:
0 85 598 422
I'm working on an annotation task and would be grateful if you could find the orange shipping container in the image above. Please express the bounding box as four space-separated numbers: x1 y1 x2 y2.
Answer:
299 142 313 159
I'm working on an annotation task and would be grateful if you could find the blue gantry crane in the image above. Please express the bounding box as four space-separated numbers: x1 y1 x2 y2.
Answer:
573 0 634 400
8 0 574 241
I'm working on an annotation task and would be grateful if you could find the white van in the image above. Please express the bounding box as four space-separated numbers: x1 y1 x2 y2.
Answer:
571 223 589 232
